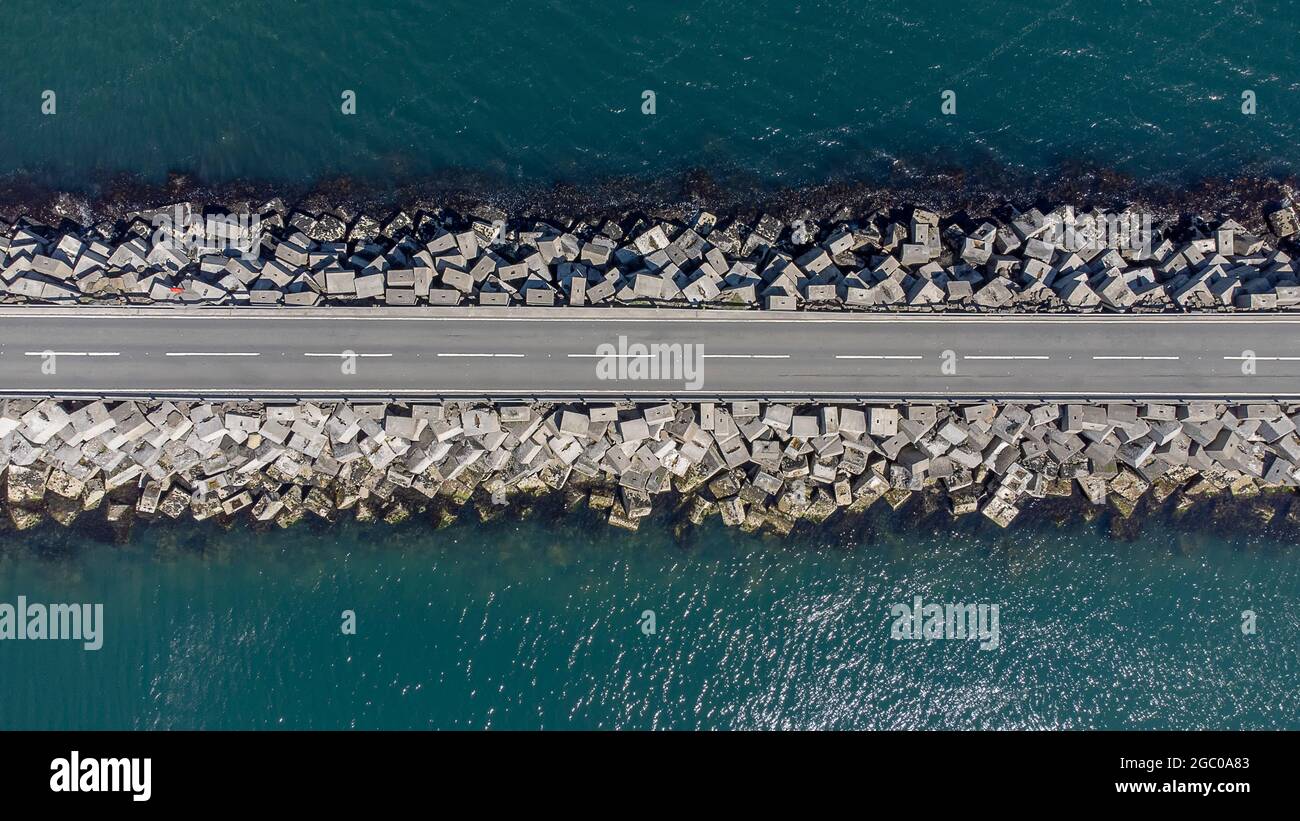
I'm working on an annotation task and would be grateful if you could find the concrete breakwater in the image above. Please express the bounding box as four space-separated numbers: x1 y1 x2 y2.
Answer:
3 397 1298 536
4 198 1300 311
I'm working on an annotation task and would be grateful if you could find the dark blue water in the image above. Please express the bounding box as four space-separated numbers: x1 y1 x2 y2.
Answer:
0 0 1294 189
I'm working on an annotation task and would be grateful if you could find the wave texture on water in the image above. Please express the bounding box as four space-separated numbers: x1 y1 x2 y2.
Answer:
0 512 1295 730
0 1 1296 191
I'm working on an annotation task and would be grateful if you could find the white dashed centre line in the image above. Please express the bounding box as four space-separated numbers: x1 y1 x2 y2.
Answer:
303 352 393 358
566 353 650 359
1223 355 1300 361
835 355 924 360
438 353 525 358
23 351 119 356
165 352 261 357
962 355 1051 360
1092 355 1180 360
702 354 790 359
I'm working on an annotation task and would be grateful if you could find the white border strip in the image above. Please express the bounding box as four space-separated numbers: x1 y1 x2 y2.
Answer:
6 306 1300 325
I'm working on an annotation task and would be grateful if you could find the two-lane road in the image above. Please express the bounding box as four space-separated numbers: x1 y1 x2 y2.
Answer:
0 307 1297 401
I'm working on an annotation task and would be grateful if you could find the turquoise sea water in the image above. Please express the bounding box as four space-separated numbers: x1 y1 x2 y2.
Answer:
1 511 1296 730
0 0 1296 189
2 1 1300 730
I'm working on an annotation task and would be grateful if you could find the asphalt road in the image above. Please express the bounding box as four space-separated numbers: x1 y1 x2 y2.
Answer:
0 307 1297 401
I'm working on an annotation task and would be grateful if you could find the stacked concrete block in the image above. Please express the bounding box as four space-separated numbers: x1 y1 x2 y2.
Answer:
4 397 1295 534
2 202 1298 314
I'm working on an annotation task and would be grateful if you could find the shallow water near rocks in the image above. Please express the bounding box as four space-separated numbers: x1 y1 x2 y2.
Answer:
0 508 1295 730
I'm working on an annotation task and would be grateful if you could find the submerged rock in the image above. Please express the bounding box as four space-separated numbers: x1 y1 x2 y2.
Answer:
8 506 42 530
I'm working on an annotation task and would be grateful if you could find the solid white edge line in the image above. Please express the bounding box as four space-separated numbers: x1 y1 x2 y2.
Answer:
9 309 1300 325
13 388 1299 397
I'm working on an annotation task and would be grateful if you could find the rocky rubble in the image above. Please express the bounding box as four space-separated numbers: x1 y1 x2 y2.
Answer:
4 200 1300 311
2 397 1298 535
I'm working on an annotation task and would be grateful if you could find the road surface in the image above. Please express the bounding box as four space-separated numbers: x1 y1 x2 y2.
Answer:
0 307 1296 401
